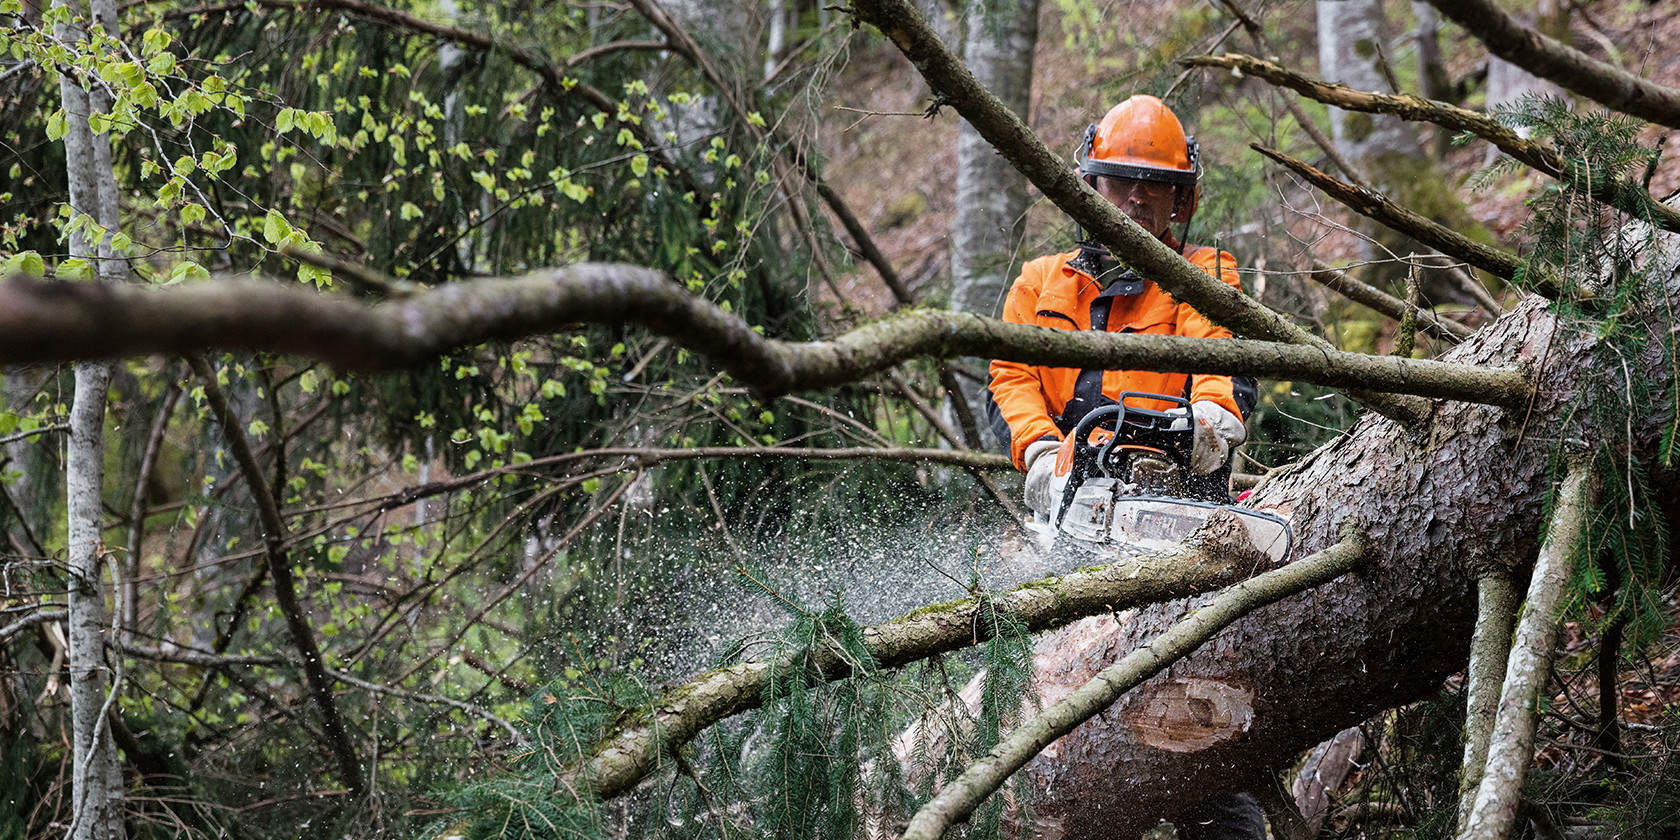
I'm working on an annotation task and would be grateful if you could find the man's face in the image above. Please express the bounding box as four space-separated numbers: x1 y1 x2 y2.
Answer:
1095 176 1178 239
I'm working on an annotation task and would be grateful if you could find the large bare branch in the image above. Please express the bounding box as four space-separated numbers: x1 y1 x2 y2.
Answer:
1457 568 1519 831
844 0 1433 426
1421 0 1680 130
0 270 1531 406
1460 460 1598 840
1188 53 1680 235
1311 264 1474 343
186 355 365 798
569 522 1268 799
899 533 1369 840
1251 144 1563 298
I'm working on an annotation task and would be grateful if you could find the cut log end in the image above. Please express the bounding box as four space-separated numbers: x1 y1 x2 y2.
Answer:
1128 678 1255 753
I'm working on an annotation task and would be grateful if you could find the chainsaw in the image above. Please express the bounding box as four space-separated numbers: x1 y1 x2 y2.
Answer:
1029 392 1293 563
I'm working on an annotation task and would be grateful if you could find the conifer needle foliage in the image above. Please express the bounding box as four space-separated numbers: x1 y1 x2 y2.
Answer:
1490 96 1676 653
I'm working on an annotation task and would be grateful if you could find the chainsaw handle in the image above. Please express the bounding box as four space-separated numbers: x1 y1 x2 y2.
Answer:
1066 392 1191 466
1114 391 1190 427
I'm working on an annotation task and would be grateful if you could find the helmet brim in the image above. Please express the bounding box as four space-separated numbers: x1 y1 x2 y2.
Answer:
1079 158 1197 186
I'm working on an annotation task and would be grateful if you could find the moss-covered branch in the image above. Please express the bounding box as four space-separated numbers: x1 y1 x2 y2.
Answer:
0 269 1531 406
1188 54 1680 235
1461 461 1599 840
568 522 1269 799
1420 0 1680 130
1252 144 1563 298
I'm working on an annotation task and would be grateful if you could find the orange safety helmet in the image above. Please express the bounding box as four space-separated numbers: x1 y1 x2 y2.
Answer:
1078 95 1201 222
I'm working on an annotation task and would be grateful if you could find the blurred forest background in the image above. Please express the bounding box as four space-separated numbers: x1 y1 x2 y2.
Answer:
3 0 1680 837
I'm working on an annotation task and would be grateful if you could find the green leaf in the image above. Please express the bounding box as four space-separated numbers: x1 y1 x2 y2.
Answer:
275 108 296 134
163 260 208 285
630 154 649 177
180 202 206 227
57 258 92 282
558 179 589 203
46 108 66 142
399 202 422 221
261 209 290 245
141 27 171 57
1 251 45 278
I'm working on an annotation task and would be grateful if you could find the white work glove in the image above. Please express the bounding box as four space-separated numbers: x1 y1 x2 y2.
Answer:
1022 438 1062 518
1189 400 1247 475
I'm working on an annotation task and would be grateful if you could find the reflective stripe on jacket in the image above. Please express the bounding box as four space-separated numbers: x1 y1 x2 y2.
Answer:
988 245 1253 470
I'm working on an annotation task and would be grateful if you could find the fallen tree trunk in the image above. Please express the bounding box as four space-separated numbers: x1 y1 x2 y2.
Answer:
1007 281 1637 837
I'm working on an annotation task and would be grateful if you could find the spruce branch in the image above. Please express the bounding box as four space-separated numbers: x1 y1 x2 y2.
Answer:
0 270 1533 406
898 534 1369 840
1187 53 1680 236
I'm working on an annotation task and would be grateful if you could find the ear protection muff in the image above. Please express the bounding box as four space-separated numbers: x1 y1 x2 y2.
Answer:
1170 135 1201 222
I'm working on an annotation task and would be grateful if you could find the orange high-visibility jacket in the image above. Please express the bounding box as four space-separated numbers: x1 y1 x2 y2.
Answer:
988 245 1252 470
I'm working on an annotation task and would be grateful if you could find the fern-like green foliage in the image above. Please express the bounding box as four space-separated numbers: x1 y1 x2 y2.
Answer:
441 552 1047 840
439 671 652 840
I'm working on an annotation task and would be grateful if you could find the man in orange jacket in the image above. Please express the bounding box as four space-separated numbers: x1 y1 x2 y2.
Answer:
984 95 1266 840
985 95 1257 514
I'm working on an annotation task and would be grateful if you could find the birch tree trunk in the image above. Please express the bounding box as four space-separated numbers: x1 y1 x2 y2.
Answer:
948 0 1038 450
56 0 128 834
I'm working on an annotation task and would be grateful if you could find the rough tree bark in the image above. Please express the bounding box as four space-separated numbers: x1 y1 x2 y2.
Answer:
900 537 1369 840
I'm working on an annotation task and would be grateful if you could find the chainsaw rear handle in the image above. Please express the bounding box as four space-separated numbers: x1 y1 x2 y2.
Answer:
1066 392 1193 475
1056 392 1194 523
